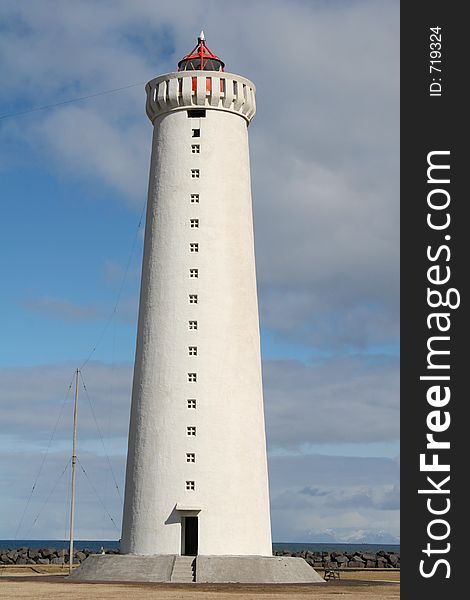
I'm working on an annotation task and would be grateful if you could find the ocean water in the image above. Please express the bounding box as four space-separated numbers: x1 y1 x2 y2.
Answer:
0 540 400 553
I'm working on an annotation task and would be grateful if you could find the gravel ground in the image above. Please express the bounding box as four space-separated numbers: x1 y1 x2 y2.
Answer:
0 572 400 600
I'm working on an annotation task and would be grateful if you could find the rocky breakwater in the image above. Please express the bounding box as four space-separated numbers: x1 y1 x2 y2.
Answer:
0 547 120 565
1 547 400 569
274 549 400 569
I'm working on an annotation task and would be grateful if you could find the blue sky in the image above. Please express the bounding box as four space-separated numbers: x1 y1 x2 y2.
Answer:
1 164 141 367
0 0 399 543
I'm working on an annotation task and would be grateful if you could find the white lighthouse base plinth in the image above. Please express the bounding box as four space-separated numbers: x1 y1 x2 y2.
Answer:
69 554 325 584
69 554 175 583
195 555 325 583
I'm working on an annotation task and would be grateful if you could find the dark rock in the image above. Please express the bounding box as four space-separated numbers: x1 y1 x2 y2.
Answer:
352 555 365 563
51 557 65 565
348 561 365 568
377 559 387 567
16 557 27 564
362 553 377 561
26 558 36 564
37 558 50 565
324 559 335 567
259 549 399 570
335 555 349 564
76 551 87 562
28 549 40 559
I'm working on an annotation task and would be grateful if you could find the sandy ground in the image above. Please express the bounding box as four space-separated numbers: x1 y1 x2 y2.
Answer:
0 571 400 600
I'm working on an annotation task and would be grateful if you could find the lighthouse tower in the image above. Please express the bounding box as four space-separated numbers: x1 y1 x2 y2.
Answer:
121 32 271 558
72 33 323 584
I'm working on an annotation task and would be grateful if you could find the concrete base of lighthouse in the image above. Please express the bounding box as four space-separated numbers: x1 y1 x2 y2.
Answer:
69 554 325 584
195 555 325 583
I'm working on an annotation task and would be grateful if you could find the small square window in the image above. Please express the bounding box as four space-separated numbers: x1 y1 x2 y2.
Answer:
189 294 198 304
192 129 201 137
186 480 195 490
190 194 199 203
191 169 200 178
189 268 198 278
186 453 196 463
187 399 196 409
190 219 199 228
187 426 196 436
188 372 197 382
190 243 199 252
188 320 198 330
191 144 200 154
188 346 197 356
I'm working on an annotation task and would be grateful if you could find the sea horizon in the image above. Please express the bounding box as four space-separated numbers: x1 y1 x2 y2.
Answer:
0 539 400 553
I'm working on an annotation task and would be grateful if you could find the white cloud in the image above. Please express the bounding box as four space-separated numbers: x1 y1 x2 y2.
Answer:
38 107 150 203
22 297 103 321
2 0 399 351
269 454 399 541
0 363 132 447
2 449 125 540
264 356 399 447
0 360 399 540
1 0 399 350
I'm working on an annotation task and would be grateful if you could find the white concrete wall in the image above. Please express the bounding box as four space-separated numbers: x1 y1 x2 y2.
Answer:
145 71 256 124
121 71 272 556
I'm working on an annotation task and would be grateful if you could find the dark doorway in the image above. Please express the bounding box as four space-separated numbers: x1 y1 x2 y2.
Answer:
183 516 198 555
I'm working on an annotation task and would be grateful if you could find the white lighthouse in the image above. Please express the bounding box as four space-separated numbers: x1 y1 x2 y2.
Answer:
73 34 322 584
121 32 272 558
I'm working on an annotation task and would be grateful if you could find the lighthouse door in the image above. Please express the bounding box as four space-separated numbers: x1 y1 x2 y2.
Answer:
182 517 198 555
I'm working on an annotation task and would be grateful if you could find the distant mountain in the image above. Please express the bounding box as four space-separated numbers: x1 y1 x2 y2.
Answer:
304 528 400 544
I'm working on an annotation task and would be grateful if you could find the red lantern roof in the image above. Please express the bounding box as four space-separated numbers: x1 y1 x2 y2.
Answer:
178 31 225 72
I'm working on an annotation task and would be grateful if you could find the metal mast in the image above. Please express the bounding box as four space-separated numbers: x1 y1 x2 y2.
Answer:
69 368 79 574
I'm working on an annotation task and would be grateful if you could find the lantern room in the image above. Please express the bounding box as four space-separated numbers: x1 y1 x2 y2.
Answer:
178 31 225 72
